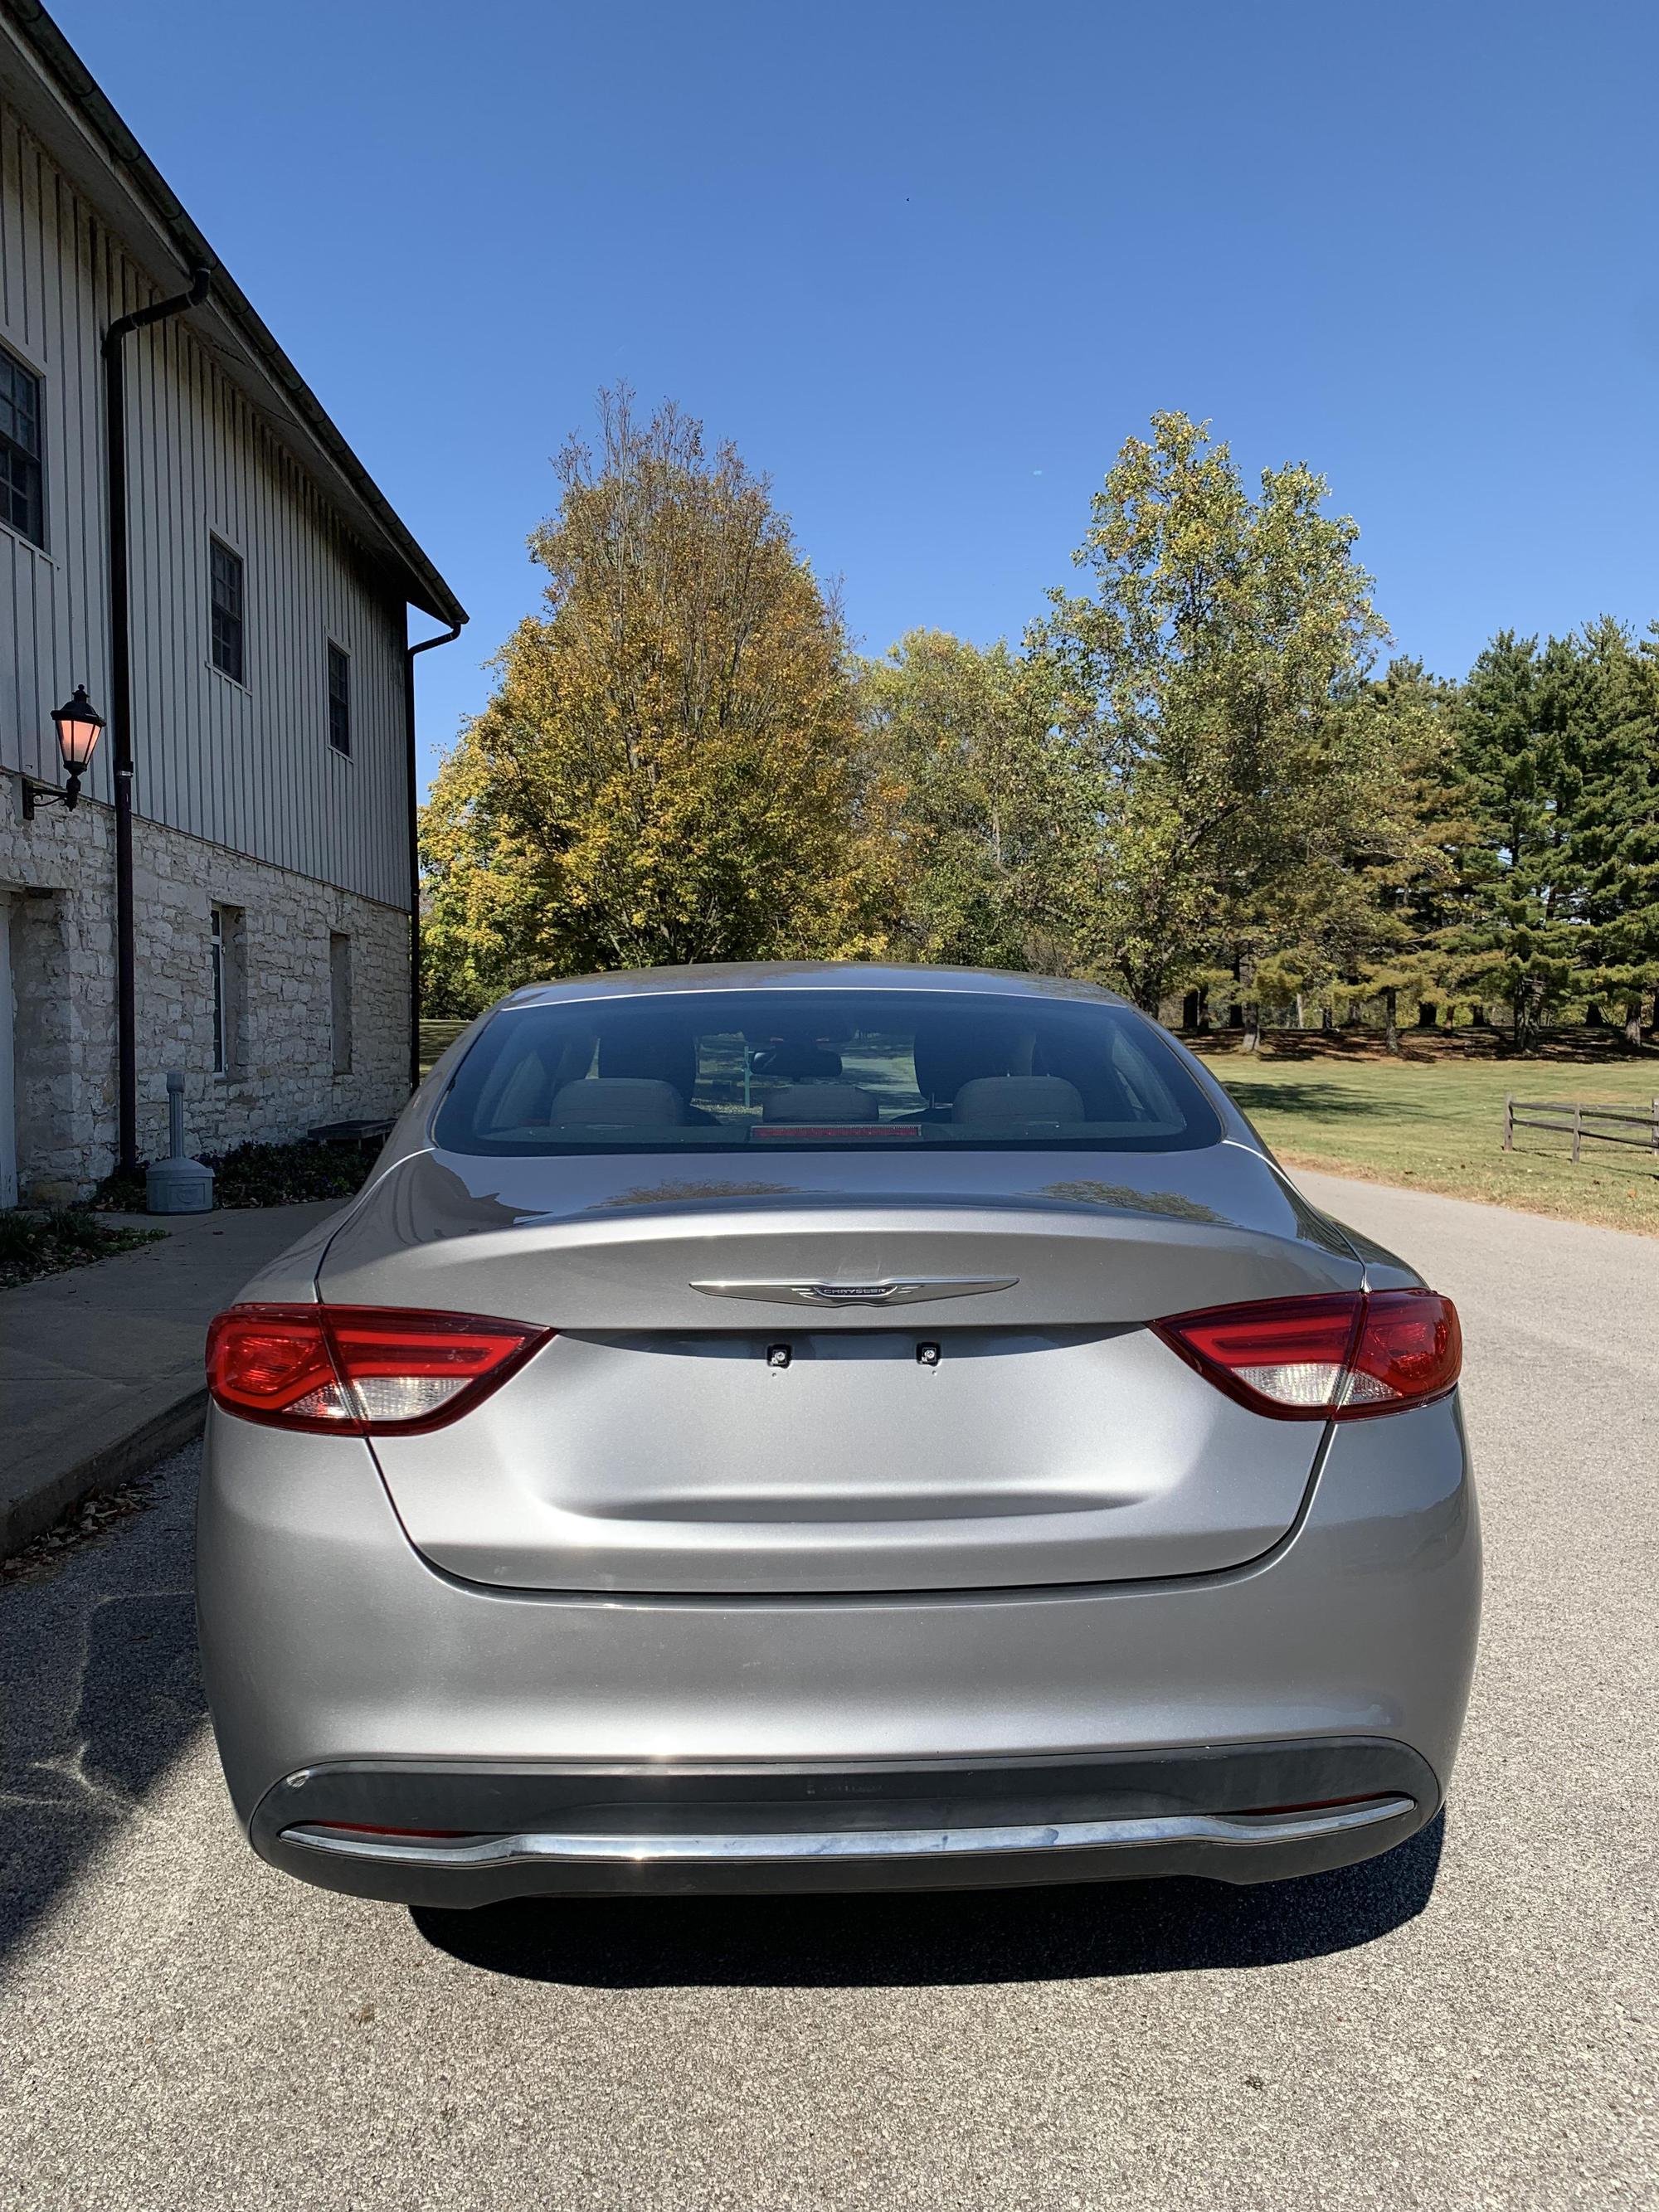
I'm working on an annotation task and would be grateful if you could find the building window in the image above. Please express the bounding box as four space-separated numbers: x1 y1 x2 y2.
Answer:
210 537 245 683
0 343 45 548
328 642 352 757
329 932 353 1076
211 905 244 1075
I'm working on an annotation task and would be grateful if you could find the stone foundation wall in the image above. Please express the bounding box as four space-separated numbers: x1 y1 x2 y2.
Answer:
2 776 411 1202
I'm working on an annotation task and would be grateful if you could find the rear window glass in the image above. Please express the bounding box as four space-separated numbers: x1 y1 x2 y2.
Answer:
433 989 1223 1156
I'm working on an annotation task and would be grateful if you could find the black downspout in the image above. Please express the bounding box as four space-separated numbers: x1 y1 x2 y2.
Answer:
103 265 212 1174
404 618 465 1092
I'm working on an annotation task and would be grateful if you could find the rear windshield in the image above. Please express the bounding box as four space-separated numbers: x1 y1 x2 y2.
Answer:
433 989 1223 1156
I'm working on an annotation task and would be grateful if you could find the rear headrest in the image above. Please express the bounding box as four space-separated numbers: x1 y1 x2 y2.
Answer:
598 1032 699 1099
759 1042 844 1082
761 1082 879 1124
912 1030 1015 1106
548 1078 686 1126
951 1076 1085 1128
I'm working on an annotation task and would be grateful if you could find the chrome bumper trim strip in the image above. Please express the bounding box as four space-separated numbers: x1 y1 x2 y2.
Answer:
284 1793 1415 1868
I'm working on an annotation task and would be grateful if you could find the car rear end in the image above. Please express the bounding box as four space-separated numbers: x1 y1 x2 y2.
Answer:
197 967 1480 1904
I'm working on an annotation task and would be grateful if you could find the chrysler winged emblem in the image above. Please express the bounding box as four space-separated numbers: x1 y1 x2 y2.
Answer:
688 1277 1017 1307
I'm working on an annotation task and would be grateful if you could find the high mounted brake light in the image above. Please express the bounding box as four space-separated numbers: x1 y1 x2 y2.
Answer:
1154 1291 1461 1420
206 1305 549 1435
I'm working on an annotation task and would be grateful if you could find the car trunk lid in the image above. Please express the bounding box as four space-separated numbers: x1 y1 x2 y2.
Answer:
319 1145 1361 1594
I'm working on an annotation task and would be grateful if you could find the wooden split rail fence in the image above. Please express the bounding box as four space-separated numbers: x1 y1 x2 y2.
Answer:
1504 1096 1659 1163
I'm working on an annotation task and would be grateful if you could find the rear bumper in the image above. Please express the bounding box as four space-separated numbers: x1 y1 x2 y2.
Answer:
252 1740 1436 1905
199 1395 1481 1903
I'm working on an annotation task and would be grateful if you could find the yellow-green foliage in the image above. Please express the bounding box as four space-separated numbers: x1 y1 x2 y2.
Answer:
421 391 899 1012
1037 413 1423 1014
423 398 1659 1057
857 631 1078 971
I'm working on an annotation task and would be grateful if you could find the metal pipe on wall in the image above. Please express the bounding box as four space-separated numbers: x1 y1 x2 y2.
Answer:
103 264 212 1174
404 619 465 1094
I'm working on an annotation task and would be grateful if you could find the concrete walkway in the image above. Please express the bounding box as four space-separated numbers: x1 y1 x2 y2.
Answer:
0 1199 341 1555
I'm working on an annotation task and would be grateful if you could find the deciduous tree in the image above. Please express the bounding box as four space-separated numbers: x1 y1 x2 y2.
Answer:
857 631 1079 970
421 391 892 1013
1034 413 1402 1031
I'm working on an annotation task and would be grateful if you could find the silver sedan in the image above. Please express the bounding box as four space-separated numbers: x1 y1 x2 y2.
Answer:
197 965 1480 1907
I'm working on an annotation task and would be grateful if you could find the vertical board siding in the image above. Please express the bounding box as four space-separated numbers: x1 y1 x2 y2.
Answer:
0 95 411 909
1 109 106 795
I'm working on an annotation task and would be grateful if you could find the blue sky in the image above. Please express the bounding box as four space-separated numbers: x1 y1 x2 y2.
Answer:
53 0 1659 790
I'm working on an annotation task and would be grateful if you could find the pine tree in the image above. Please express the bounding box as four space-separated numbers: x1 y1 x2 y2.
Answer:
1244 661 1451 1051
1340 661 1462 1049
1446 632 1583 1045
1569 620 1659 1048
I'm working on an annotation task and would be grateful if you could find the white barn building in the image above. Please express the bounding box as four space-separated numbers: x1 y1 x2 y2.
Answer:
0 1 465 1203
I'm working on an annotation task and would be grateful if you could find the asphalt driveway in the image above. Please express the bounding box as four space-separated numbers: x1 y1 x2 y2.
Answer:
1 1174 1654 2210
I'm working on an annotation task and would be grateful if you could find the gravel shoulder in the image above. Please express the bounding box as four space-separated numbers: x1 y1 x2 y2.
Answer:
0 1174 1654 2212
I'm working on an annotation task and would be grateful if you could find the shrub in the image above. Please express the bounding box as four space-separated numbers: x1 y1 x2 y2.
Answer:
0 1209 164 1291
91 1135 384 1214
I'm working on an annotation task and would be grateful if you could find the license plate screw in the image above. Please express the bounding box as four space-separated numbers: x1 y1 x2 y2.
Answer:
917 1342 941 1368
766 1343 792 1369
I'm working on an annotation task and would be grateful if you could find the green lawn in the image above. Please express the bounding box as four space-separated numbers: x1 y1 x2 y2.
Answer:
419 1018 469 1074
1196 1032 1659 1236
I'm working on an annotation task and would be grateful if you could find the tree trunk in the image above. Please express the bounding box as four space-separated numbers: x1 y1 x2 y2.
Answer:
1585 1003 1604 1028
1240 960 1261 1054
1228 954 1243 1029
1513 975 1545 1051
1384 985 1399 1057
1294 993 1305 1029
1181 989 1200 1032
1625 999 1645 1053
1196 984 1210 1033
1321 1004 1334 1031
1418 1002 1438 1027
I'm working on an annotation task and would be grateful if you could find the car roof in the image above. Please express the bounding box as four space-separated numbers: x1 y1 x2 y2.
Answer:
499 963 1133 1011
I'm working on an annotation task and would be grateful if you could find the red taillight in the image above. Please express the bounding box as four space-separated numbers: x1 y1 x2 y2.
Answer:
206 1305 548 1434
1348 1291 1463 1408
1154 1290 1460 1421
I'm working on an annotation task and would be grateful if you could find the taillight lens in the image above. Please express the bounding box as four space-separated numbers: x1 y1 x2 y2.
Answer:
1155 1291 1460 1420
206 1305 548 1434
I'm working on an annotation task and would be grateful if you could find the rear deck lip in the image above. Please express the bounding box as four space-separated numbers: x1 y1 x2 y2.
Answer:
281 1793 1417 1869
